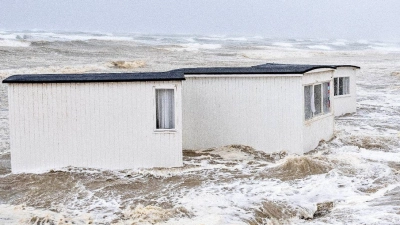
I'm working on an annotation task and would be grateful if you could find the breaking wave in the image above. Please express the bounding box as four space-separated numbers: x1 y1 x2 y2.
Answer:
166 43 222 52
2 31 400 53
0 31 400 224
264 156 332 181
0 40 30 47
307 45 332 50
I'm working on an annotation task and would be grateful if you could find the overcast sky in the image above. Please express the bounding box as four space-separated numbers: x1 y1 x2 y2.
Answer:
1 0 399 41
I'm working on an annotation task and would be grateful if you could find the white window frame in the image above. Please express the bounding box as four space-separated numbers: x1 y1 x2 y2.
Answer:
334 77 350 96
304 81 332 121
153 85 177 133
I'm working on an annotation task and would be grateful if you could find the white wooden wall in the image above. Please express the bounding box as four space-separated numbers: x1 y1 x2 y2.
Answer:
302 70 335 152
333 67 358 116
8 81 182 173
182 75 304 154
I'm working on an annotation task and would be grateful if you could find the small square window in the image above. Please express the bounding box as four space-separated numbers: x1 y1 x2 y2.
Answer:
334 77 350 96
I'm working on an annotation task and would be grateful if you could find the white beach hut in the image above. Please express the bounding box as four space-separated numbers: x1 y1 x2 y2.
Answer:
3 72 184 173
3 63 359 173
180 64 360 154
332 66 358 116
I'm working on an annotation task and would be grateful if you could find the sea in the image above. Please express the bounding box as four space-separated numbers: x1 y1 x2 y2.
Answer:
0 30 399 224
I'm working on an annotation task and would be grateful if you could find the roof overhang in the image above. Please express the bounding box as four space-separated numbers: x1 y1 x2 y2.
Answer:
184 74 303 78
2 72 185 83
2 63 360 84
304 68 335 74
334 65 361 69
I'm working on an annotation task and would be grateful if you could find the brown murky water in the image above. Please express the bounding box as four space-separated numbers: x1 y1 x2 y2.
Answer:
0 34 400 224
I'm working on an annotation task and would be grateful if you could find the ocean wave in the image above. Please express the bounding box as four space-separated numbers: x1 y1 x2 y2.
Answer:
195 36 248 42
272 42 293 48
166 43 222 52
357 39 369 44
51 33 133 42
330 41 347 46
1 31 134 43
307 45 332 50
2 31 400 53
370 45 400 52
0 39 30 47
0 38 400 224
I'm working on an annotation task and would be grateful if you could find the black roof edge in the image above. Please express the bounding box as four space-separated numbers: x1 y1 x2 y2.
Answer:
2 77 185 83
2 72 185 83
176 65 342 75
173 68 304 75
2 64 360 84
334 65 361 69
253 63 360 71
296 66 337 73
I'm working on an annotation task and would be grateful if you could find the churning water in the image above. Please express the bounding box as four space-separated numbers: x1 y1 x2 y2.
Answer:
0 31 399 224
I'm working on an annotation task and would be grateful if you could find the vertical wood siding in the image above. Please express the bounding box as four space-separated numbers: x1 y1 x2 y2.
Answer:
9 81 182 173
333 67 357 116
182 76 304 154
303 116 334 152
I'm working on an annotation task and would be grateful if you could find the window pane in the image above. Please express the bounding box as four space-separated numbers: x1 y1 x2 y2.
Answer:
323 82 331 113
304 85 312 120
339 77 344 95
343 77 350 95
334 78 338 96
314 84 322 115
156 89 175 129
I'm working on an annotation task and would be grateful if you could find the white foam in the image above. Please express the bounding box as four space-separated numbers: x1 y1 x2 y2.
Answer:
51 34 133 42
0 204 93 224
307 45 332 50
0 64 111 79
0 33 400 225
272 42 293 48
357 39 369 44
196 36 247 42
1 31 133 43
0 33 20 40
370 46 400 52
167 43 222 52
0 39 30 47
241 49 314 60
330 41 347 46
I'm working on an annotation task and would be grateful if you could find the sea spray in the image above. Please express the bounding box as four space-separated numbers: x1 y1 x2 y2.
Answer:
0 31 400 224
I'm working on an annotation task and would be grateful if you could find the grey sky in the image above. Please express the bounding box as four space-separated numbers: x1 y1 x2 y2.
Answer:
1 0 399 41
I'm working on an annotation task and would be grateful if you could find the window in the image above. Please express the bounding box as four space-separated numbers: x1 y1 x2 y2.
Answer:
156 89 175 130
323 82 331 113
304 82 331 120
334 77 350 96
304 86 312 120
314 84 322 115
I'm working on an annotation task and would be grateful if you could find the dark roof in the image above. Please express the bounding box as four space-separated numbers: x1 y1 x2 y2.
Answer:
2 71 185 83
2 63 359 83
179 63 360 75
333 65 361 69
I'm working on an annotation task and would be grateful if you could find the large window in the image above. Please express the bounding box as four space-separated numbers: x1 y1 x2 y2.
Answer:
334 77 350 96
156 89 175 130
304 82 331 120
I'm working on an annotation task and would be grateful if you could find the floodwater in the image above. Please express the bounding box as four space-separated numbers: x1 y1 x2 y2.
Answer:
0 31 399 224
